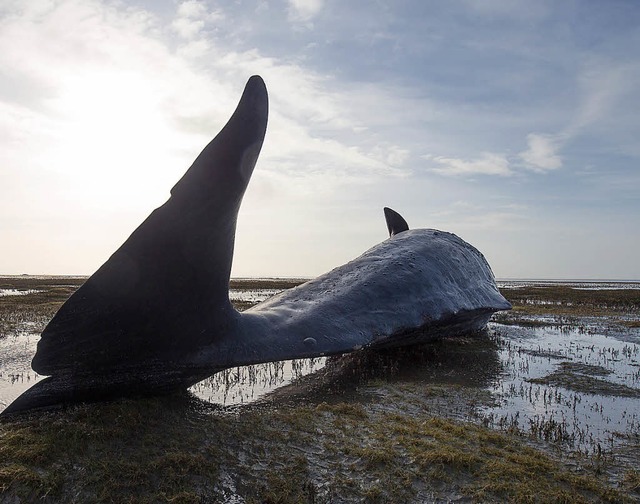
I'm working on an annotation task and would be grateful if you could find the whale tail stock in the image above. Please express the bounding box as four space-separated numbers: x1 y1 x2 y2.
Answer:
31 76 269 378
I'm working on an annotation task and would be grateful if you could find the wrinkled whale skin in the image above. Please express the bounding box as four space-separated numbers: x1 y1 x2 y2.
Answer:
0 75 510 417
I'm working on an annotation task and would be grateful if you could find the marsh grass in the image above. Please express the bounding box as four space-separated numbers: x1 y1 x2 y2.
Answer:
0 397 220 503
500 285 640 318
0 392 632 503
0 277 84 337
495 286 640 334
229 278 306 291
624 470 640 492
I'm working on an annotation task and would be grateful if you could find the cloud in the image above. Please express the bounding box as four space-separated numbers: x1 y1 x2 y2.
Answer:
0 0 243 240
429 200 529 234
427 152 512 177
516 61 640 175
461 0 548 20
515 62 638 174
172 16 205 39
287 0 324 22
519 133 562 172
372 144 410 168
172 0 224 40
0 1 413 250
176 0 208 19
562 59 640 147
2 0 638 278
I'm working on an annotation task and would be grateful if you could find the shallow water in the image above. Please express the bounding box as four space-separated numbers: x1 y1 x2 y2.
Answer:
0 330 42 411
481 323 640 453
0 289 42 297
189 357 326 405
228 288 283 304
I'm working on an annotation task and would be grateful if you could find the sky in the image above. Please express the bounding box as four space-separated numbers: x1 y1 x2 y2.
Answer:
1 0 639 280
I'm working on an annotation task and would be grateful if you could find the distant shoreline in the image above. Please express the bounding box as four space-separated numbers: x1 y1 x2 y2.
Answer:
2 274 639 284
497 277 640 283
496 279 640 290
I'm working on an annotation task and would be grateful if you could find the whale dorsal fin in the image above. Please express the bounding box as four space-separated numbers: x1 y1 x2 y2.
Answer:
383 207 409 237
32 76 269 376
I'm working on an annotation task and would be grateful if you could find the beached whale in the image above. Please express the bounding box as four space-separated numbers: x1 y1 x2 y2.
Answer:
0 76 510 417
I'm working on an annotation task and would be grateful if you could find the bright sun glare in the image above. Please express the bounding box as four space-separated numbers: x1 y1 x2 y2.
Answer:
45 69 198 211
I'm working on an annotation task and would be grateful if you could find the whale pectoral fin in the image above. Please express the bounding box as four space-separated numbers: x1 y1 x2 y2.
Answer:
383 207 409 237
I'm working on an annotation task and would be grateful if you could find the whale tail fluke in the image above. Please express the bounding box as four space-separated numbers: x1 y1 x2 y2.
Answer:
31 76 269 377
383 207 409 237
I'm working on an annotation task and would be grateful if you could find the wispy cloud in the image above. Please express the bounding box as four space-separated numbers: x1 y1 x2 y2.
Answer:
461 0 549 20
519 133 562 172
287 0 324 23
426 152 512 177
517 59 638 173
571 59 637 134
172 0 224 40
429 200 529 236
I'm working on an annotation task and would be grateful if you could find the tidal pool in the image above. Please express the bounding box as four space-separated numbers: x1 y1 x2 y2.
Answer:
0 330 41 412
481 322 640 454
189 357 327 405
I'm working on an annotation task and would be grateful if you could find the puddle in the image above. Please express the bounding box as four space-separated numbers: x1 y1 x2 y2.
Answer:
481 323 640 453
0 331 44 411
189 357 327 405
0 289 42 297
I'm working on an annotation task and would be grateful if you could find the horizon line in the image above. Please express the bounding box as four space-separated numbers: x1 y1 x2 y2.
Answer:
1 274 639 283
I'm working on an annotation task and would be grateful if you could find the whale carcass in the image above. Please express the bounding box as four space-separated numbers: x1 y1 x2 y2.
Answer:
0 76 510 416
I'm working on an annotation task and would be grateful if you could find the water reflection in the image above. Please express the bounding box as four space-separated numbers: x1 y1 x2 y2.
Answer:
0 331 43 410
189 357 326 405
0 289 42 297
481 323 640 453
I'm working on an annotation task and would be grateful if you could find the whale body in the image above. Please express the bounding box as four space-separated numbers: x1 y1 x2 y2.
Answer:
1 76 510 417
